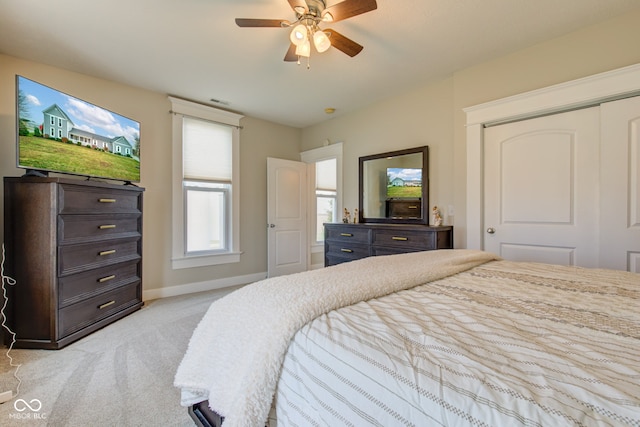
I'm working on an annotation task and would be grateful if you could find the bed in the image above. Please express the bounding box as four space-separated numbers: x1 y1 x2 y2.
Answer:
174 249 640 427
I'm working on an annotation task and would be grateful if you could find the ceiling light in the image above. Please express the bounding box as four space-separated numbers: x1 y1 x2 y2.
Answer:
295 39 311 58
313 30 331 53
289 24 307 46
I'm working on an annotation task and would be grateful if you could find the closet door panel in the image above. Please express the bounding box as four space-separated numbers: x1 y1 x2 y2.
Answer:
483 107 600 267
600 96 640 273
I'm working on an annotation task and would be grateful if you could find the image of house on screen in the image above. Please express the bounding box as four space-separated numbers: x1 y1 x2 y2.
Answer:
42 104 134 156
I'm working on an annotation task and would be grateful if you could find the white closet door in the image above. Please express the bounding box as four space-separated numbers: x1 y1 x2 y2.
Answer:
484 107 600 267
600 96 640 273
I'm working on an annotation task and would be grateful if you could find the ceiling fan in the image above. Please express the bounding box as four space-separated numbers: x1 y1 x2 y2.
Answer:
235 0 377 65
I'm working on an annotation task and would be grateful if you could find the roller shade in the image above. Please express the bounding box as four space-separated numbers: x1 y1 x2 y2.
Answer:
316 158 336 191
183 116 233 182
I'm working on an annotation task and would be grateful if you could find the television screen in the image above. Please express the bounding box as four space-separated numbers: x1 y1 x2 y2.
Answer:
16 75 140 183
386 167 422 198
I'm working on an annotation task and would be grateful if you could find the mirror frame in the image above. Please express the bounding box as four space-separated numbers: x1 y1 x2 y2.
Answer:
358 145 429 224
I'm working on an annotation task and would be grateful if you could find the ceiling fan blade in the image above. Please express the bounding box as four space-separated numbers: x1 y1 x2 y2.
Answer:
284 43 298 62
326 29 363 57
324 0 377 23
287 0 308 14
235 18 288 27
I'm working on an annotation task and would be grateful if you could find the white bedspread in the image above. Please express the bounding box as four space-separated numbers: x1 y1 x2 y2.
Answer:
174 249 498 427
276 260 640 426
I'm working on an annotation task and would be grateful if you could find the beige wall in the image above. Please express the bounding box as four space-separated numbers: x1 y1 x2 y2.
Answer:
0 55 301 297
302 8 640 248
302 78 455 225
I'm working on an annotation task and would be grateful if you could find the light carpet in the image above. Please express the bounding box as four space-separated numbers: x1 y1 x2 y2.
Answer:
0 287 237 426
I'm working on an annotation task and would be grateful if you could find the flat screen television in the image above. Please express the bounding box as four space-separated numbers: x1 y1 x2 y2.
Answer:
386 167 422 199
16 75 140 183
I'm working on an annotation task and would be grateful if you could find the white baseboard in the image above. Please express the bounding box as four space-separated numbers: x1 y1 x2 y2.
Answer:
142 271 267 301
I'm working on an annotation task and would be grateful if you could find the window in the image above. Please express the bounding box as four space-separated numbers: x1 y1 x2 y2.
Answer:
170 96 243 269
182 117 232 254
301 143 343 246
314 159 337 241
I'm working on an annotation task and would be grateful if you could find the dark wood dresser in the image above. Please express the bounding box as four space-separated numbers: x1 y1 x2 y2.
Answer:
3 177 144 349
324 223 453 267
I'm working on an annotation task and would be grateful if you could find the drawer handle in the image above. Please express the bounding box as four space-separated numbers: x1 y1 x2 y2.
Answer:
99 198 116 203
98 300 116 310
341 248 353 253
408 206 418 209
392 236 408 241
99 249 116 256
99 224 117 229
98 274 116 283
340 233 353 237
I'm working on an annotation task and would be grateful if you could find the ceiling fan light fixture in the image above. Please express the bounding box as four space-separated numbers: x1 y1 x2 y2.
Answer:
295 39 311 57
313 30 331 53
290 24 307 46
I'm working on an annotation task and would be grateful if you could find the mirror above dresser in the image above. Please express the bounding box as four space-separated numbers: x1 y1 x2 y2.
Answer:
358 146 429 224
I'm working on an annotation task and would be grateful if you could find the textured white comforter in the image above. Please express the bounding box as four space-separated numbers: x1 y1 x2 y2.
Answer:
275 260 640 426
174 249 499 427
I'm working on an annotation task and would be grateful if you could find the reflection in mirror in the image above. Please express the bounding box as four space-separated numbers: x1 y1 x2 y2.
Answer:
359 146 429 224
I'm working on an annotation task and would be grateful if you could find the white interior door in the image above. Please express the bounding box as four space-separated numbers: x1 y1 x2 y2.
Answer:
483 107 600 267
267 157 307 277
600 96 640 273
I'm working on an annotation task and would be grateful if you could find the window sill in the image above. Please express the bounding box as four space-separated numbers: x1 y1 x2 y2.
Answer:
172 251 242 269
310 243 324 253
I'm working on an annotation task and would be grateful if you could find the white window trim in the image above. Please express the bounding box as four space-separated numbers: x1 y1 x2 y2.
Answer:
300 142 343 254
169 96 244 269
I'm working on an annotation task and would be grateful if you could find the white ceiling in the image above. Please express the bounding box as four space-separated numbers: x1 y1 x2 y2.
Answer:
1 0 640 128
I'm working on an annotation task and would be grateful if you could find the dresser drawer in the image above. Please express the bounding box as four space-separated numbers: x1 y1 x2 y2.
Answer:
59 283 141 338
58 184 142 214
59 261 140 308
58 238 141 276
372 246 425 257
372 229 434 250
325 225 370 243
325 241 370 261
386 200 422 218
59 213 141 244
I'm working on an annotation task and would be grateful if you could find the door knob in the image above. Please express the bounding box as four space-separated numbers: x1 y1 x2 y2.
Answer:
486 227 496 234
268 223 275 228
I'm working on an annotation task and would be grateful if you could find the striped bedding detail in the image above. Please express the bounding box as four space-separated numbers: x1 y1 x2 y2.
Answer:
275 260 640 427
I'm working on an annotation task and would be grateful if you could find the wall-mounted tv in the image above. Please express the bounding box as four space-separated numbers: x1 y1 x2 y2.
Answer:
16 75 140 183
386 167 422 199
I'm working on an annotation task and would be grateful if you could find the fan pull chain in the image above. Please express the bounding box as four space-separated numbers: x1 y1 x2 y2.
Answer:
296 56 312 70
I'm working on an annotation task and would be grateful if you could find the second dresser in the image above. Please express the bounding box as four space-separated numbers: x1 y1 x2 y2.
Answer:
324 223 453 267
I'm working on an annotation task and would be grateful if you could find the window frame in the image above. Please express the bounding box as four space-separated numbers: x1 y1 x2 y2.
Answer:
315 189 338 242
170 96 243 269
183 181 230 254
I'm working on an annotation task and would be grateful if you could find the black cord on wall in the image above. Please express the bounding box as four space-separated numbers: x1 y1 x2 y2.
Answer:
1 243 20 403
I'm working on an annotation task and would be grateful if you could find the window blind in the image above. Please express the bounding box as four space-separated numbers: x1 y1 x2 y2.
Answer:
315 158 336 191
183 116 233 182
